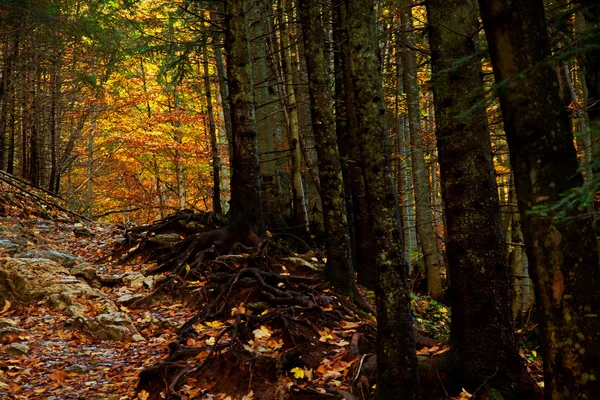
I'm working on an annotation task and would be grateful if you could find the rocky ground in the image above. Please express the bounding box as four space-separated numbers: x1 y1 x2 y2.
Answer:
0 180 196 399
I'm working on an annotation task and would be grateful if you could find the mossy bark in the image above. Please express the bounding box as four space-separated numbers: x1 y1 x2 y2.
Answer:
298 0 353 295
225 0 264 236
479 0 600 398
427 1 538 397
344 1 420 398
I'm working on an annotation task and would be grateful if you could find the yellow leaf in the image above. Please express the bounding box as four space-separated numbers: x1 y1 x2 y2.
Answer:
137 390 150 400
206 321 224 328
206 337 216 346
319 331 333 342
253 325 272 339
185 264 191 273
291 367 305 379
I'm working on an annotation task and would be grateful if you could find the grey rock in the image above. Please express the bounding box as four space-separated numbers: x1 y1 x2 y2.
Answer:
147 233 181 247
132 334 146 342
122 272 154 289
0 326 26 339
0 239 19 253
70 263 98 280
17 250 83 269
114 294 145 304
64 304 86 318
73 225 95 237
6 342 30 356
65 364 87 373
0 257 139 341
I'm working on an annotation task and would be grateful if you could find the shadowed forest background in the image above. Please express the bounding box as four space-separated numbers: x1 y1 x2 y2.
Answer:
0 0 599 399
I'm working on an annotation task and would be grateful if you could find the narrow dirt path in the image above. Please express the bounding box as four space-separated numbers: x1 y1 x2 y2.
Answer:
0 216 194 399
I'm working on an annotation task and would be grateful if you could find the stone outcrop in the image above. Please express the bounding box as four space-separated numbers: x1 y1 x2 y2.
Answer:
0 257 138 341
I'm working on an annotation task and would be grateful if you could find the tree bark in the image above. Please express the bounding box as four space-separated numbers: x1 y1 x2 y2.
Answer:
399 7 442 300
211 12 234 169
298 0 354 294
333 0 376 290
427 1 538 397
479 0 600 397
204 46 222 214
225 0 265 236
344 1 420 398
278 0 309 234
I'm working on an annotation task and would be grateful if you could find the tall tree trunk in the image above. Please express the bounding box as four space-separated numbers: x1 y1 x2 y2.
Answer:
204 47 222 214
395 44 416 272
427 0 539 397
251 0 281 227
211 12 234 170
334 0 376 290
298 0 353 294
399 6 442 299
172 88 186 211
507 178 530 321
344 1 420 398
225 0 265 236
278 0 309 233
479 0 600 397
291 5 322 230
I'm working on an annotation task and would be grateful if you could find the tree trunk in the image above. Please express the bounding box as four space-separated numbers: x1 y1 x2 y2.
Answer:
278 0 309 234
211 12 234 170
344 1 420 398
399 7 442 300
172 88 186 211
427 1 539 397
332 0 376 290
291 6 322 230
251 0 282 228
298 0 353 294
225 0 265 236
204 46 222 214
479 0 600 397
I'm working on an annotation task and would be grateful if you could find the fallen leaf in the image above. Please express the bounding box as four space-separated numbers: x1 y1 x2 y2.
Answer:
291 367 305 379
253 325 272 339
0 300 11 315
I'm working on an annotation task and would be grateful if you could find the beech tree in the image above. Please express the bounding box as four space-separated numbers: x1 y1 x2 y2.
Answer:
479 0 600 397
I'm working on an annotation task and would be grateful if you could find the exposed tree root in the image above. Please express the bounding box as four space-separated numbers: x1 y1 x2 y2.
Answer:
112 211 440 399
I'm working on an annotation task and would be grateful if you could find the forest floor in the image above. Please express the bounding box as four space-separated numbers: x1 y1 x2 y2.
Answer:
0 178 543 400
